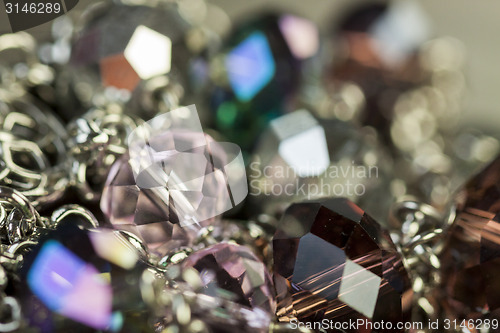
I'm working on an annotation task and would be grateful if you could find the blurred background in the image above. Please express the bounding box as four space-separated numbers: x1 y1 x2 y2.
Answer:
2 0 499 131
215 0 500 134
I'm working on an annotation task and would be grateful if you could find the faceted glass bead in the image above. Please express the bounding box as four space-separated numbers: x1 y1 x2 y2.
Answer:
210 14 319 152
183 242 276 314
155 282 271 333
70 2 191 93
100 152 207 256
102 106 247 256
18 223 146 332
101 105 247 256
248 109 392 223
328 1 430 143
439 155 500 320
273 198 412 330
101 147 235 256
335 1 429 70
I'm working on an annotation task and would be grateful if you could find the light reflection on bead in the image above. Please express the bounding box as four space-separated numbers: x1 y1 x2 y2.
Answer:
183 242 276 314
27 240 116 331
21 223 148 332
226 31 276 102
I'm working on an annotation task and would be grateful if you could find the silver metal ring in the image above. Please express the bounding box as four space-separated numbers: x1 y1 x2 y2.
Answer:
50 204 99 229
0 296 21 332
0 186 40 229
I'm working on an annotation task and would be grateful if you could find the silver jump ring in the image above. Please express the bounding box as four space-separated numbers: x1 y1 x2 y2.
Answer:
0 296 21 332
0 131 68 208
50 204 99 229
0 186 40 229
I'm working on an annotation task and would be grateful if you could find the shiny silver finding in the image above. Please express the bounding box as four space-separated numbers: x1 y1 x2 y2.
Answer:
389 199 448 325
0 186 41 246
0 91 69 207
66 104 141 201
50 204 99 229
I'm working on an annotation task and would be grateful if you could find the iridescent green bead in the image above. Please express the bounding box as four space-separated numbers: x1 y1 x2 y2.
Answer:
209 13 320 153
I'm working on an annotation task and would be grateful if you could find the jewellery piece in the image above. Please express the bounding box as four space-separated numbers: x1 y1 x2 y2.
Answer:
314 1 488 211
17 223 149 332
273 198 412 330
0 188 99 276
389 199 448 325
68 1 194 106
0 90 67 165
438 154 500 323
209 13 320 152
159 216 273 270
0 194 104 332
0 186 41 247
326 1 431 140
0 91 68 207
143 264 273 333
248 108 393 224
62 0 226 122
0 29 73 126
127 75 185 120
208 218 273 268
0 32 38 84
0 1 496 332
66 104 140 201
183 242 276 314
50 204 99 229
101 105 247 257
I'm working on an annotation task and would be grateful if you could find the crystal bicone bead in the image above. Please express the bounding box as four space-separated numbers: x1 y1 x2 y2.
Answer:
70 2 191 92
101 105 247 256
273 198 412 331
248 109 392 223
439 155 500 321
184 242 276 314
19 222 146 332
210 14 319 151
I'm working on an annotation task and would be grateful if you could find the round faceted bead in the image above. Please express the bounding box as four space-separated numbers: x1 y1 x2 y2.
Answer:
100 150 215 257
69 2 192 98
101 141 237 256
318 2 468 211
439 155 500 320
326 1 430 143
209 13 320 152
248 109 392 224
18 222 147 332
183 242 275 314
273 198 412 331
101 106 247 256
334 1 429 71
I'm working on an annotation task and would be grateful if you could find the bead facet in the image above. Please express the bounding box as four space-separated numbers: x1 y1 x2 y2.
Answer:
184 242 276 314
273 198 412 330
439 155 500 320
